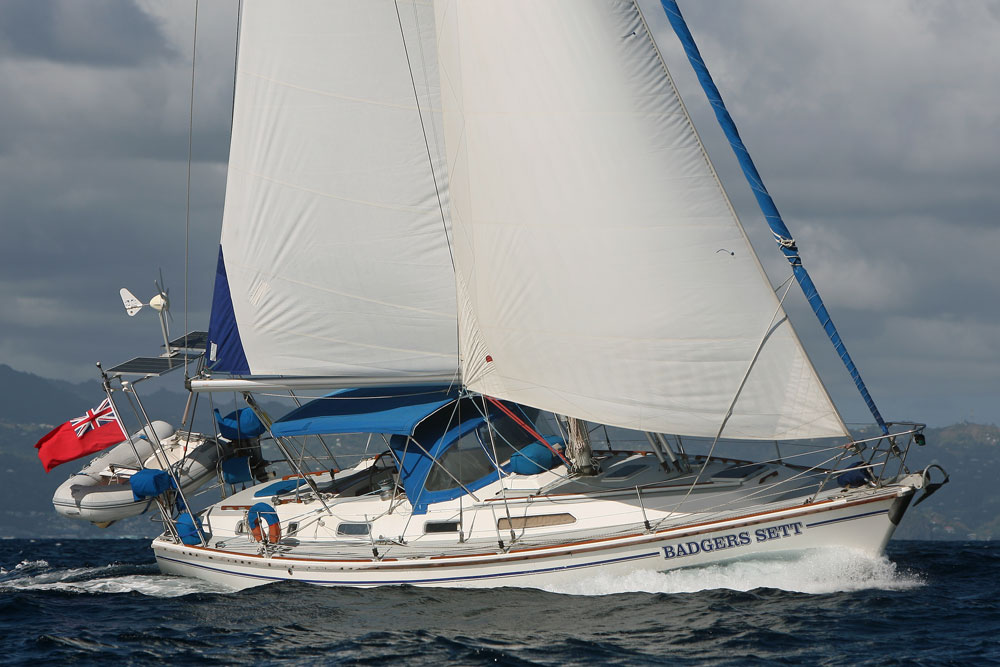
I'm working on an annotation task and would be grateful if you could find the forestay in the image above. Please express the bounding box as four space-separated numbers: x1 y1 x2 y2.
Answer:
434 0 848 440
208 0 457 380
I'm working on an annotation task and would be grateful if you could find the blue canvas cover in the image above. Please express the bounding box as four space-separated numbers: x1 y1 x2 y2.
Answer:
837 465 873 488
509 442 557 475
390 418 498 514
176 511 203 546
220 456 255 484
270 385 458 437
130 469 175 501
254 479 306 497
388 399 554 514
214 408 266 440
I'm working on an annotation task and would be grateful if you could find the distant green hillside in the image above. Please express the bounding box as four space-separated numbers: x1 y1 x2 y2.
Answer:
892 422 1000 540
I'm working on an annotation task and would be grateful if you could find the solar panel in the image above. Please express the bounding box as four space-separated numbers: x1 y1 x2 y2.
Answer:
164 330 208 351
107 353 202 377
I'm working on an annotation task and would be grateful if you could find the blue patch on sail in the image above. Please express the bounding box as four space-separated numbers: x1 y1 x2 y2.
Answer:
206 246 250 374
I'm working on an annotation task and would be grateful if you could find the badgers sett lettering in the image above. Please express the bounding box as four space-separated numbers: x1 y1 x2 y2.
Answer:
661 522 804 559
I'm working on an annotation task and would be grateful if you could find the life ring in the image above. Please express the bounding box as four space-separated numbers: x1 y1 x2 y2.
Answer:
247 502 281 543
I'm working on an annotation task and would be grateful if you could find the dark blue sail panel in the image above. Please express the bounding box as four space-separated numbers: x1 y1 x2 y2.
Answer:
206 246 250 375
659 0 888 434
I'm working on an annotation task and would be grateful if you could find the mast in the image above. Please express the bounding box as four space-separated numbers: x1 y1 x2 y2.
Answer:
560 416 595 475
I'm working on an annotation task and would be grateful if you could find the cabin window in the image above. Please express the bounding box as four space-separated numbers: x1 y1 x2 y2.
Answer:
287 522 299 535
337 522 371 537
477 411 539 461
498 513 576 530
424 521 460 534
235 520 246 534
424 430 497 492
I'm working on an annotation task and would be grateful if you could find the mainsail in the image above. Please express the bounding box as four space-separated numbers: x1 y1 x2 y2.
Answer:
208 0 457 380
205 0 848 441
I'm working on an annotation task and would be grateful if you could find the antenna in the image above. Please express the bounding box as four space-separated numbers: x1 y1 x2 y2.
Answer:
119 270 173 355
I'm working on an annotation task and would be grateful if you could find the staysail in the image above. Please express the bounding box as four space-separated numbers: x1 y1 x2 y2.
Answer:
435 0 848 440
207 0 457 381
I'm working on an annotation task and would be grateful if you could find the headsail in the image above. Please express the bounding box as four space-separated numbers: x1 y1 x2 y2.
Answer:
435 0 848 440
207 0 457 381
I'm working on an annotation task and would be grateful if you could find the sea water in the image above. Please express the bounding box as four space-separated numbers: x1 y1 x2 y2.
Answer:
0 539 996 665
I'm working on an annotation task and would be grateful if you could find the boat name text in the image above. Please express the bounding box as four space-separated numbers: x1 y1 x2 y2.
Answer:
661 522 804 559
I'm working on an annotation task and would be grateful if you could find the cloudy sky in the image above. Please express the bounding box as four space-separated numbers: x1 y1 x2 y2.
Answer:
0 0 997 428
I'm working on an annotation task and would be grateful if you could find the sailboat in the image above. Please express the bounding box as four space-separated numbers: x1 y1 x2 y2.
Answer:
142 0 945 589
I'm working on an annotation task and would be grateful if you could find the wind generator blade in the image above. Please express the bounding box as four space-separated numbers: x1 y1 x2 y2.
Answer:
120 288 144 316
156 268 168 297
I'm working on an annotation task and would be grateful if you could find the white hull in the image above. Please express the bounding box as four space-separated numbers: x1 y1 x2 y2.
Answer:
53 424 231 525
152 484 916 590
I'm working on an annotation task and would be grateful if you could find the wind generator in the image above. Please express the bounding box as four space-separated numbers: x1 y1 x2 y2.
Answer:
119 270 174 356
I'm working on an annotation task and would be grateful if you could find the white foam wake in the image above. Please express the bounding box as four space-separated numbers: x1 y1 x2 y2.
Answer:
9 573 233 597
0 562 233 597
543 548 924 596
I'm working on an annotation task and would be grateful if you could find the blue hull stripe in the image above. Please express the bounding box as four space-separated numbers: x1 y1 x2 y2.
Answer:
157 550 661 586
805 509 888 529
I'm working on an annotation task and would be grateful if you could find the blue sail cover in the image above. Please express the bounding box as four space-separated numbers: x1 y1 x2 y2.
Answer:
660 0 888 434
269 385 459 437
206 246 250 374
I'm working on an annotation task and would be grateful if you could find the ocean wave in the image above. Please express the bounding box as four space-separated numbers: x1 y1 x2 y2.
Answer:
7 573 233 597
0 559 50 575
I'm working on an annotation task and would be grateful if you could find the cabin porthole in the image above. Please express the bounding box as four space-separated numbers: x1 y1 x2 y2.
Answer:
337 522 371 537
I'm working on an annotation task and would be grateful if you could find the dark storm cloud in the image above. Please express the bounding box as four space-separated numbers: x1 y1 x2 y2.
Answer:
0 0 174 66
0 2 237 381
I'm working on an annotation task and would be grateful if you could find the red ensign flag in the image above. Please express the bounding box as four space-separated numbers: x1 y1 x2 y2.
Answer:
34 398 127 472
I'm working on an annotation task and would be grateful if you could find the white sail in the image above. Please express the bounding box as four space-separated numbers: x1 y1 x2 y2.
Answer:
214 0 457 379
435 0 847 440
